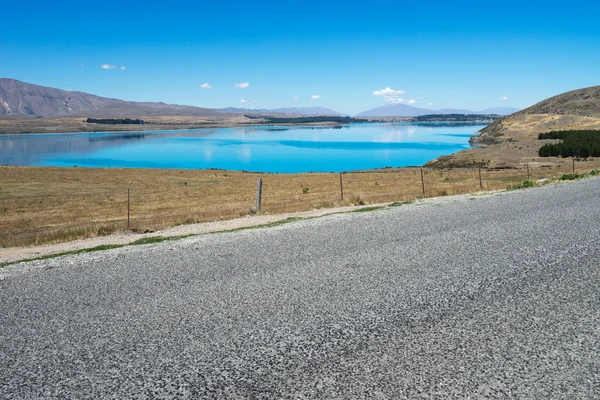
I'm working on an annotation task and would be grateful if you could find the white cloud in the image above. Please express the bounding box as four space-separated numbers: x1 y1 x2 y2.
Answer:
292 96 298 100
100 64 126 70
428 102 434 106
234 82 250 88
502 96 509 100
372 87 409 103
311 94 320 100
408 99 417 105
240 99 249 104
200 83 212 89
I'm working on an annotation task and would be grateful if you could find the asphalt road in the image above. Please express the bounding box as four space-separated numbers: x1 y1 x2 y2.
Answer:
1 178 599 399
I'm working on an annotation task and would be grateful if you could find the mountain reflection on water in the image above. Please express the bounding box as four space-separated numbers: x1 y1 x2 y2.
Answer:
0 123 486 172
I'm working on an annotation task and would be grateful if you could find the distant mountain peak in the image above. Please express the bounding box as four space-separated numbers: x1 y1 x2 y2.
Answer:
355 103 519 117
218 106 347 116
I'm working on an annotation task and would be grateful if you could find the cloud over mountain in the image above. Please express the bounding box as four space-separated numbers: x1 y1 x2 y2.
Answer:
372 87 417 105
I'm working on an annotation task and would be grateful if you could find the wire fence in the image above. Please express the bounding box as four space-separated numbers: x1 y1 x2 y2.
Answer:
0 163 582 248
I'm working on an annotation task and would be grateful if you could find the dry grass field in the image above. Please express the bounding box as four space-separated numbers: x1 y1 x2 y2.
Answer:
0 163 590 248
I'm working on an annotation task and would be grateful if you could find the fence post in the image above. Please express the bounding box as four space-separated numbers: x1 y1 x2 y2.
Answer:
478 167 483 190
573 158 575 173
339 172 344 202
255 178 263 211
127 188 130 229
420 168 425 197
527 163 530 180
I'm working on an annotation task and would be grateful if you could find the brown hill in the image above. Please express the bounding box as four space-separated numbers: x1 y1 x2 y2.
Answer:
426 85 600 169
474 85 600 145
0 78 224 118
515 85 600 117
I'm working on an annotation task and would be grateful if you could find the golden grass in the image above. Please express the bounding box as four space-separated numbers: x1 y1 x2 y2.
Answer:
431 115 600 169
0 164 584 248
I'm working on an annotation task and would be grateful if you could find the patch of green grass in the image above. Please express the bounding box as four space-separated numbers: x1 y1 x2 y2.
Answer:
131 235 192 245
589 169 600 176
560 173 586 181
389 200 413 207
220 217 306 233
350 206 384 213
507 180 536 190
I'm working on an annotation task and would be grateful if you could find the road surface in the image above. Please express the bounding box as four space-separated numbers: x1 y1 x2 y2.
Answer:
1 179 599 398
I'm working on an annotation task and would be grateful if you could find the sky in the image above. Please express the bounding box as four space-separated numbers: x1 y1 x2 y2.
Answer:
1 0 599 115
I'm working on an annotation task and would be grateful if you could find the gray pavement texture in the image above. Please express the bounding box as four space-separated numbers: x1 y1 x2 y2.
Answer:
1 178 600 399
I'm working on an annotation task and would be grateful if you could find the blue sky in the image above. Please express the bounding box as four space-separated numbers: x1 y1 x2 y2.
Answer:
1 0 599 115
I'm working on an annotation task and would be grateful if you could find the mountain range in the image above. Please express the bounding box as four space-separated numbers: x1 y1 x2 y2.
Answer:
219 106 346 116
0 78 519 118
355 104 519 117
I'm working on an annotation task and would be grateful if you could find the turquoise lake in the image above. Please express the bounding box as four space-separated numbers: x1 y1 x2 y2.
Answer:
0 123 486 173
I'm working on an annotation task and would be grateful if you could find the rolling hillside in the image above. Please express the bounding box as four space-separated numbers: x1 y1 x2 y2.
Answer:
426 85 600 169
475 85 600 144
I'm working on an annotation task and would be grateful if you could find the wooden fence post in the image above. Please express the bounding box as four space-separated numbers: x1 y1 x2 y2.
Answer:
573 158 575 173
420 168 425 197
527 163 530 180
478 167 483 190
127 188 130 229
339 172 344 202
256 178 263 211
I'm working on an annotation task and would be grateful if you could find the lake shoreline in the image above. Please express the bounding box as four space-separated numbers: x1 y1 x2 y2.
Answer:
0 122 483 173
0 115 493 135
0 120 353 135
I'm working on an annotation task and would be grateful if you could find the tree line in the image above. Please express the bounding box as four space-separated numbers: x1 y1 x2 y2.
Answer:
538 130 600 158
414 114 500 122
85 118 145 125
244 115 367 124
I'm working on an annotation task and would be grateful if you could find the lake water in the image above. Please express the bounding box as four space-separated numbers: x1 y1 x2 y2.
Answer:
0 123 486 173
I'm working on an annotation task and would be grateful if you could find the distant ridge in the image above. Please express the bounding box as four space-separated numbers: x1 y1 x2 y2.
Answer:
355 104 433 117
1 77 523 120
0 78 224 118
355 104 520 117
219 106 347 116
